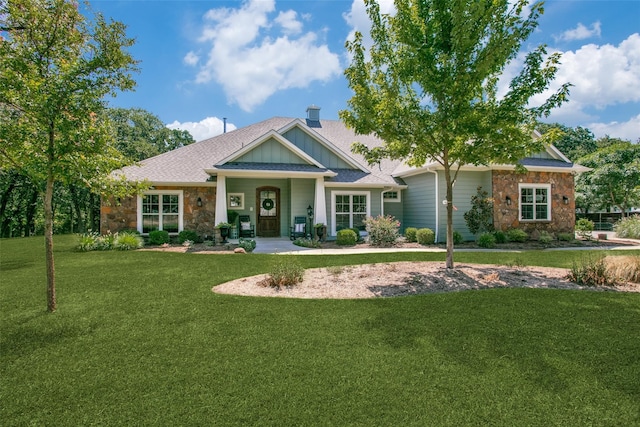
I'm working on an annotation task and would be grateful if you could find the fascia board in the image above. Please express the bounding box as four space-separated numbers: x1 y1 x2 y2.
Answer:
148 181 218 187
324 182 407 189
204 168 337 179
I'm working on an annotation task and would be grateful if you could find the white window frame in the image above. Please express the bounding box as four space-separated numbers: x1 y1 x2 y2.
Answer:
137 190 184 234
383 190 401 203
330 191 371 236
518 183 551 222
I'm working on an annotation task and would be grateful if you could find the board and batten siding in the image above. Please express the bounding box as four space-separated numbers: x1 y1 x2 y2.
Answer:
283 127 352 169
235 138 308 164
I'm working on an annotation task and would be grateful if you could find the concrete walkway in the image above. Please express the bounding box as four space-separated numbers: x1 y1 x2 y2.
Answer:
238 233 640 255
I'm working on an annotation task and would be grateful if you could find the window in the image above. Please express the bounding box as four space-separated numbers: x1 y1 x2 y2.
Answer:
383 190 401 203
138 191 183 234
519 184 550 221
332 191 370 233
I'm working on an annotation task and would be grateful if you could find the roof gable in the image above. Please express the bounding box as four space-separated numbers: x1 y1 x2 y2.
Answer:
279 120 367 171
218 129 324 168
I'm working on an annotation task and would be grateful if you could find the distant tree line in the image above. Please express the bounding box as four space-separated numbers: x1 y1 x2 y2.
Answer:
0 108 194 237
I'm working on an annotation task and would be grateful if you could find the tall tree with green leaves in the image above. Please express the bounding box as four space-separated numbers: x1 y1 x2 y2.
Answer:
108 108 195 162
340 0 570 268
0 0 139 312
536 123 597 162
577 141 640 216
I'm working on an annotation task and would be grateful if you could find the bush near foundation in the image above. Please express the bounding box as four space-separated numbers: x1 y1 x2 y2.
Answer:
416 228 435 245
336 229 358 246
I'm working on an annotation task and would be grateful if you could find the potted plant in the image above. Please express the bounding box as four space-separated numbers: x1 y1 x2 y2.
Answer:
216 222 232 243
314 223 326 241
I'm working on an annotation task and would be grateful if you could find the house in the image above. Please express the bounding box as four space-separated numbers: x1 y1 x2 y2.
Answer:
101 105 587 242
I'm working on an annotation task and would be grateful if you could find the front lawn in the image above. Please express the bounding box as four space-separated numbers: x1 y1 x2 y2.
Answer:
1 236 639 426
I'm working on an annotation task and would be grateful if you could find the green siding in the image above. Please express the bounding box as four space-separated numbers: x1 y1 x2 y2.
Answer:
290 179 315 234
402 171 491 242
437 170 492 242
236 138 308 164
402 174 437 234
283 127 352 169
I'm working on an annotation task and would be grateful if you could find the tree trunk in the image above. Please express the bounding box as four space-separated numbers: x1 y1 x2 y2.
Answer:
444 164 454 269
44 175 56 312
45 124 57 312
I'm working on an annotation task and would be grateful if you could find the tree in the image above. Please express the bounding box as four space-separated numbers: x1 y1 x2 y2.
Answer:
577 141 640 216
340 0 569 268
108 108 195 162
0 0 139 312
536 123 597 162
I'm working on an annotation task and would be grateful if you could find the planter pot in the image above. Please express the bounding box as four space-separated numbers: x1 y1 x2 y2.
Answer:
218 226 230 243
315 226 326 242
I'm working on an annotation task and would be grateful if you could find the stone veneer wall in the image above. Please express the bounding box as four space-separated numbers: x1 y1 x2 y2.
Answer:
492 170 575 238
100 186 217 237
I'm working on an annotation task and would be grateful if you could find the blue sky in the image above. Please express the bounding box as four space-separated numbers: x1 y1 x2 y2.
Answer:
90 0 640 142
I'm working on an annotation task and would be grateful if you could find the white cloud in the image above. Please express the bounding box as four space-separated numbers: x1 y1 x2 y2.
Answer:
498 33 640 139
554 22 601 43
183 51 199 66
190 0 341 112
275 10 303 35
166 117 236 142
587 114 640 141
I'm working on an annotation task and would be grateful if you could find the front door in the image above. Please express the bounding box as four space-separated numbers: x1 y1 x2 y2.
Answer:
256 187 280 237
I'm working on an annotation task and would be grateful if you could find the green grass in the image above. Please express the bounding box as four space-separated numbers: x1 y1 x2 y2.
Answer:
2 236 640 426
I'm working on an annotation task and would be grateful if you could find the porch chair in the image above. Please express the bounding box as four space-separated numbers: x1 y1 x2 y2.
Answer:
289 216 307 240
238 215 255 238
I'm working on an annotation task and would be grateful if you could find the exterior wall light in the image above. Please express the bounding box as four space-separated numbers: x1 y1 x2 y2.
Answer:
197 197 203 207
506 195 512 206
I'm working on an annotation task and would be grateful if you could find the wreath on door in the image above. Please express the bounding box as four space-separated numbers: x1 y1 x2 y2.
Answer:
262 198 274 211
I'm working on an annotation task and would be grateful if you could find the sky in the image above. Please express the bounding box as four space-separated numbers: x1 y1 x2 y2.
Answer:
90 0 640 142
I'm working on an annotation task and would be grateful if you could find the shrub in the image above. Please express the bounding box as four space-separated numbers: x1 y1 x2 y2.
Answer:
264 259 305 288
493 230 507 244
364 215 400 247
575 218 594 240
567 255 615 287
416 228 435 245
178 230 199 244
614 215 640 239
538 231 554 245
148 230 170 245
238 238 256 252
557 232 574 241
77 231 143 252
463 186 494 235
292 238 321 248
506 228 528 243
115 232 144 251
77 230 100 251
453 230 464 245
350 228 362 242
404 227 418 243
477 232 496 248
336 229 358 246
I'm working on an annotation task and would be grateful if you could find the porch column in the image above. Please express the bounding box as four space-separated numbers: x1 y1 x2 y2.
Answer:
215 175 228 225
314 177 327 225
